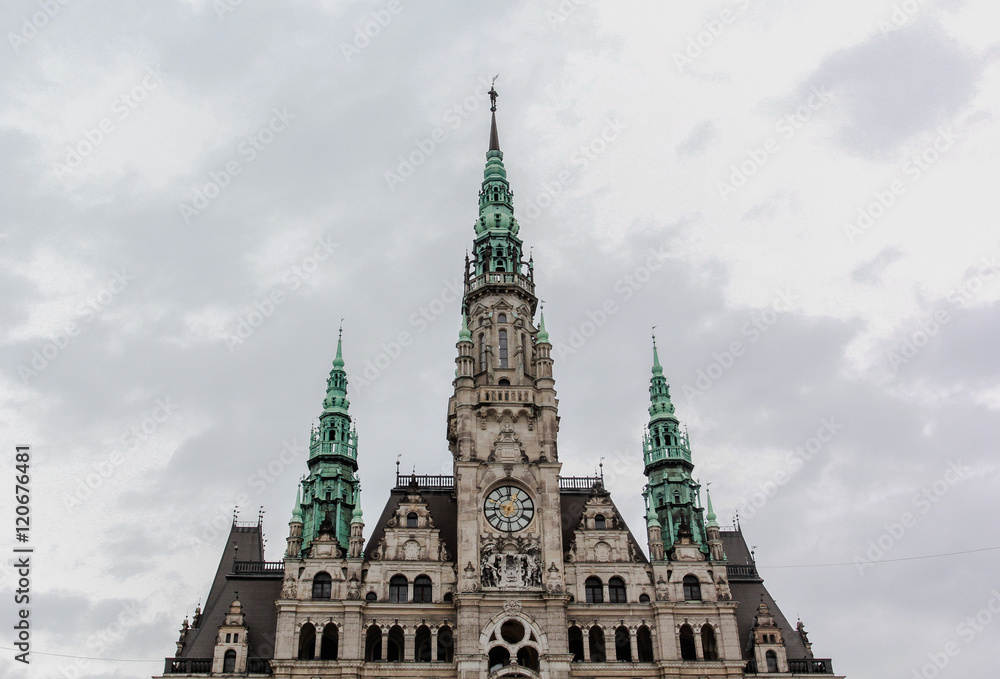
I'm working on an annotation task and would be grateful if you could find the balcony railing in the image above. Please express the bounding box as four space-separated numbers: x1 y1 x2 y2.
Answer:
479 388 533 404
164 657 211 674
394 474 455 489
744 658 834 674
466 271 535 296
163 657 272 675
643 444 692 465
233 560 284 575
726 564 760 580
559 476 602 490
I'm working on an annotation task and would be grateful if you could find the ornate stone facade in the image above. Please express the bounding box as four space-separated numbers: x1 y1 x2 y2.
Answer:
157 96 842 679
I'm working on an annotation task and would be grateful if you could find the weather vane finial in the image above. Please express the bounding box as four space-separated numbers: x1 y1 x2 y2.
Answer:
489 74 499 113
652 325 657 347
338 318 344 341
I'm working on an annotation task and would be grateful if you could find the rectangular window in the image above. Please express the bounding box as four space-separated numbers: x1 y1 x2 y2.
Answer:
225 633 232 643
499 330 508 368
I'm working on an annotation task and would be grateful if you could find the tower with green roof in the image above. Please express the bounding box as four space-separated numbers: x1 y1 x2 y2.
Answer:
642 337 710 558
296 326 360 555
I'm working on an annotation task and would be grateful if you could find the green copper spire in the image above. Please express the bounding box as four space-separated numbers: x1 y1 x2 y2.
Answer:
298 326 360 554
705 486 718 527
292 486 302 521
351 483 363 521
641 333 710 557
459 312 472 342
537 310 549 343
472 79 524 276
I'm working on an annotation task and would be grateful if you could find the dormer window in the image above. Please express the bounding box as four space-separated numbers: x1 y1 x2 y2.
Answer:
594 514 606 530
406 512 418 528
497 313 506 323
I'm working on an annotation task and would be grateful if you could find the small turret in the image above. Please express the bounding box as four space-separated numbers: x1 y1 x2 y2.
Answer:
285 486 304 559
212 597 249 674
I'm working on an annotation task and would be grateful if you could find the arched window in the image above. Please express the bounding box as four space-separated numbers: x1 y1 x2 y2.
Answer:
222 649 236 672
413 575 432 603
498 330 508 368
608 577 627 603
498 313 507 323
517 646 539 670
443 592 453 603
568 626 584 662
414 625 432 662
298 623 316 660
766 650 779 672
387 625 405 662
498 378 510 386
615 625 632 662
585 576 604 603
364 626 382 661
594 514 606 530
389 575 408 603
321 623 339 660
365 591 377 602
479 333 485 371
701 625 718 661
679 624 697 661
637 625 654 662
639 593 651 603
312 572 332 600
683 575 702 601
406 512 418 528
589 626 607 662
488 646 510 672
437 625 454 662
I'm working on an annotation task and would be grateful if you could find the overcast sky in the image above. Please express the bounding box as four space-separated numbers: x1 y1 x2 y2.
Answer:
1 1 998 677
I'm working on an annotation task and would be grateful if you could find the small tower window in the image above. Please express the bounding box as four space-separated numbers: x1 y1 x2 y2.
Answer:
498 313 506 323
413 575 432 603
585 576 604 603
766 650 779 672
406 512 418 528
682 575 702 601
499 330 508 368
608 577 627 603
312 572 332 599
389 575 408 603
479 333 486 371
594 514 606 530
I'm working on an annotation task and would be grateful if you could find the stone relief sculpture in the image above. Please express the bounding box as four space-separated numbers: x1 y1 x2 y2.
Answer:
480 538 542 589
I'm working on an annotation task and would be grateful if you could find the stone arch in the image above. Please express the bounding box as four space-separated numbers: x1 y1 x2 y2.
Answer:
479 608 549 652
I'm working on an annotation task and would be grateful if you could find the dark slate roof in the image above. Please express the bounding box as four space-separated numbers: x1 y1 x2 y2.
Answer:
178 523 282 660
363 481 647 564
364 486 459 561
558 487 649 564
720 528 809 660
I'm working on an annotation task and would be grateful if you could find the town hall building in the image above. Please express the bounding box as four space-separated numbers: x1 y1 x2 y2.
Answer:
157 89 842 678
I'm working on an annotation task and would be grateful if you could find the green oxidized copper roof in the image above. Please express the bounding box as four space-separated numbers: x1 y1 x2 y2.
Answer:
537 310 549 343
459 312 472 342
291 485 302 521
474 105 519 237
705 486 718 527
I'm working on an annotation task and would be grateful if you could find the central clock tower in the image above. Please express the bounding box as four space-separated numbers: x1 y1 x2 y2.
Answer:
446 89 571 677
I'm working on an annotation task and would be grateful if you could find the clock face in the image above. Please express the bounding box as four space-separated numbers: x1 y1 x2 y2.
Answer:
483 485 534 532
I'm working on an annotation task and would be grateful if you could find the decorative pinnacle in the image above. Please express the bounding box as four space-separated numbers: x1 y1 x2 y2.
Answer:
537 308 549 343
459 312 472 342
705 485 718 527
651 326 663 376
291 485 302 521
488 75 501 151
333 320 345 369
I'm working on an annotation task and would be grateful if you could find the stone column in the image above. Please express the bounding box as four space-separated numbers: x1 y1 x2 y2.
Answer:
629 628 639 662
430 628 439 662
314 629 322 659
403 627 413 661
582 628 591 662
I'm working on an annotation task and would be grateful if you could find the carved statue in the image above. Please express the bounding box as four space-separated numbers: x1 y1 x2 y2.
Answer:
281 575 298 599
